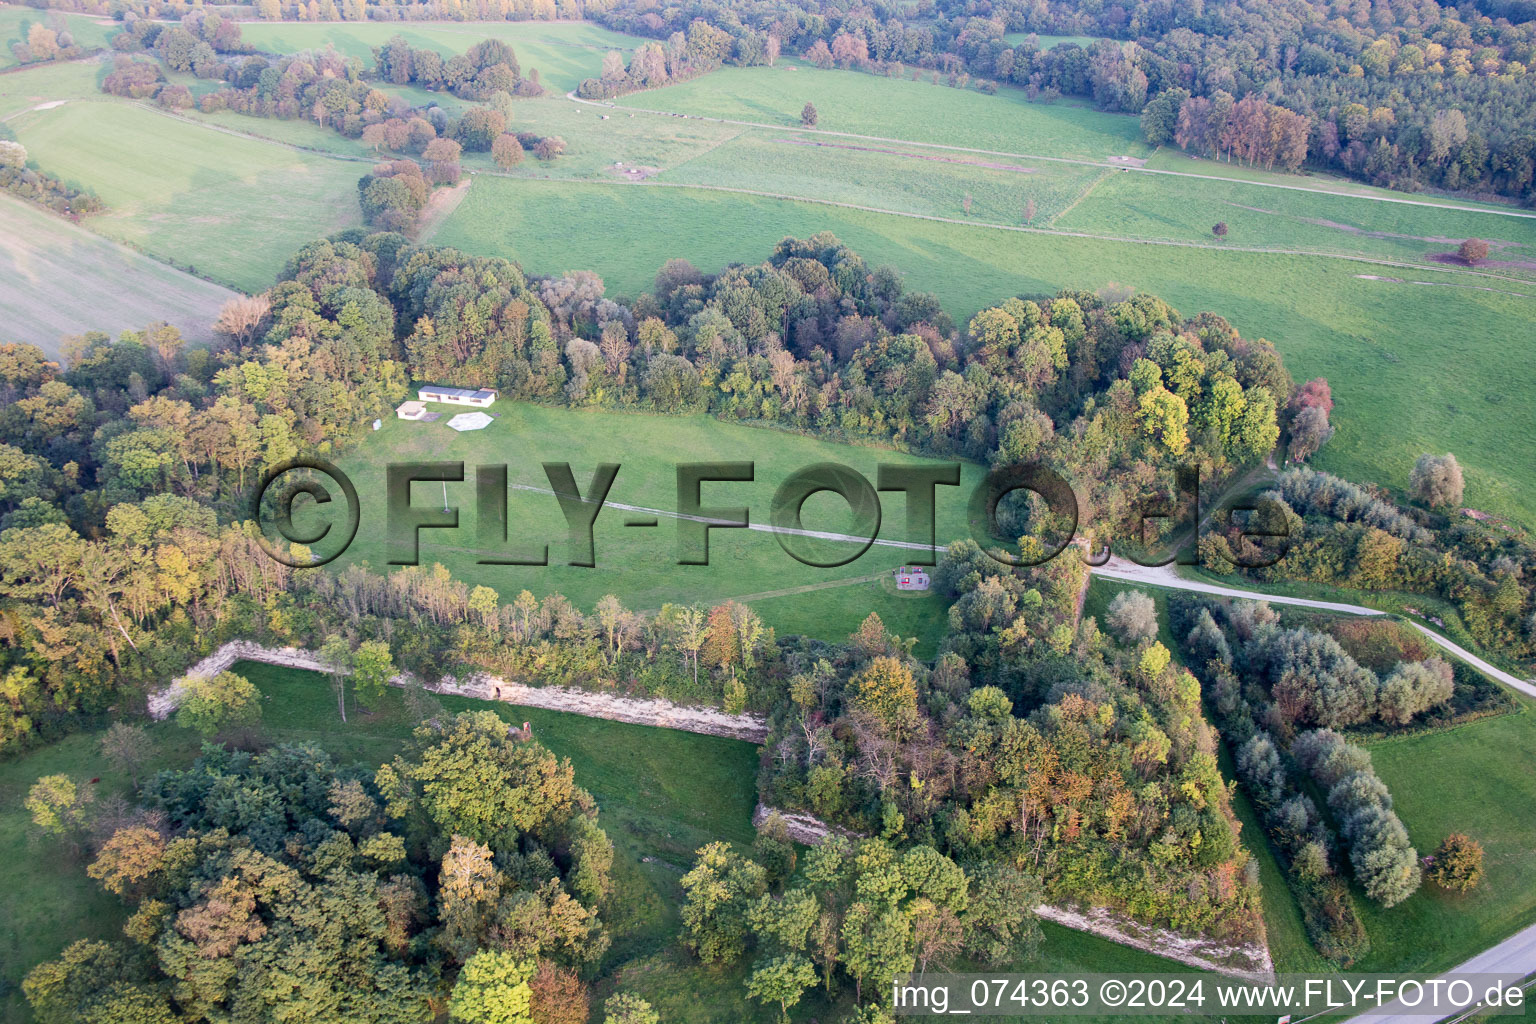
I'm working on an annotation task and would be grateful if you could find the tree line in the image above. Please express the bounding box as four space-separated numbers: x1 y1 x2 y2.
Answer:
87 0 1536 200
1202 463 1536 667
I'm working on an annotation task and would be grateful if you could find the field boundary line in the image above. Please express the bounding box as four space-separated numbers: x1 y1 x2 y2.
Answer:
47 98 1534 290
524 175 1536 290
1047 166 1113 225
572 90 1536 222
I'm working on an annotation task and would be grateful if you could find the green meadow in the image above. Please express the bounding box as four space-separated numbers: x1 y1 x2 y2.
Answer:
0 193 237 356
7 99 362 290
1002 32 1108 49
612 63 1151 161
1056 166 1536 266
326 400 984 641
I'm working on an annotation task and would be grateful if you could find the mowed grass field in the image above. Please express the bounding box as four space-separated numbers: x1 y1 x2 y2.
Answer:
613 63 1151 162
1354 701 1536 973
0 193 238 355
7 98 363 291
237 19 642 94
1057 167 1536 266
323 401 982 644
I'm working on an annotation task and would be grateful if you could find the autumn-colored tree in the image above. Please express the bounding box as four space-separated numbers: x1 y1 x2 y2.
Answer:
529 960 589 1024
1458 238 1489 265
846 656 920 737
87 826 167 897
493 132 525 169
1428 833 1484 892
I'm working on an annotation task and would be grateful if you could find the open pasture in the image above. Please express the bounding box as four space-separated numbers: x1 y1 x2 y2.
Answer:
653 127 1109 226
0 194 238 355
1353 701 1536 973
1057 166 1536 269
0 54 100 118
7 98 362 291
611 63 1151 162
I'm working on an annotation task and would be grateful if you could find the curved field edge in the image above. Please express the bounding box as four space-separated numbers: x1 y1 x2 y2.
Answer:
431 176 1536 529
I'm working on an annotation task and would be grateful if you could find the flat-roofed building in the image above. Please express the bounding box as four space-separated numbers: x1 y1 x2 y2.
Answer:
418 385 498 407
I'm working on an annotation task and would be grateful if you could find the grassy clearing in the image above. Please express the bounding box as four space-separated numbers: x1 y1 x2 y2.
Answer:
745 578 952 659
1057 168 1536 268
613 63 1150 161
1003 32 1108 49
436 175 1536 526
325 400 982 642
8 99 362 291
1354 700 1536 972
654 127 1107 226
236 20 641 94
0 55 100 118
0 193 238 356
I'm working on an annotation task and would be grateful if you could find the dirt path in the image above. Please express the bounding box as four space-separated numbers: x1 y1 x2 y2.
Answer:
150 640 769 740
1090 558 1536 698
1354 273 1530 298
654 571 887 614
416 178 471 242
